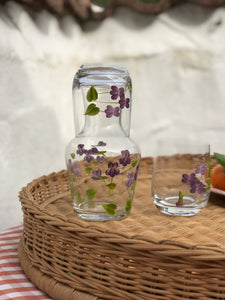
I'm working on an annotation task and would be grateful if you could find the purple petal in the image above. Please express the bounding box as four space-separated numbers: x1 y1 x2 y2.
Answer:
121 150 130 157
125 98 130 108
108 162 113 168
97 156 105 164
119 87 124 97
181 174 189 183
200 163 207 175
197 182 204 194
97 141 106 146
84 154 94 162
126 178 134 188
119 97 126 109
89 147 98 154
92 168 102 180
113 107 120 117
105 105 114 118
190 186 196 193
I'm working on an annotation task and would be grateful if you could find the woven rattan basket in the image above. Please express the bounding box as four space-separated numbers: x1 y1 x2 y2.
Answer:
18 156 225 300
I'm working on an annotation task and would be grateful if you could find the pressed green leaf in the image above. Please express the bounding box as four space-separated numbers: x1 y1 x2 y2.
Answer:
98 151 107 155
104 208 115 215
77 191 82 203
102 203 117 215
106 183 116 190
70 153 75 159
71 174 76 182
84 103 100 116
125 200 132 212
85 167 92 174
214 152 225 168
100 176 107 180
108 203 117 209
131 160 138 167
179 191 184 199
87 85 98 102
86 189 97 200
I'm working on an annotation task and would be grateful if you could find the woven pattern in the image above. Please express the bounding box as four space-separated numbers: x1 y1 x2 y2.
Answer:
19 156 225 300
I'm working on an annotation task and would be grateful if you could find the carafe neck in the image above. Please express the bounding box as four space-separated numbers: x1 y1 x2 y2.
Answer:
78 114 126 137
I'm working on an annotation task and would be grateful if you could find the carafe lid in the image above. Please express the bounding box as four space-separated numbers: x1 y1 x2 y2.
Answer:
74 63 130 87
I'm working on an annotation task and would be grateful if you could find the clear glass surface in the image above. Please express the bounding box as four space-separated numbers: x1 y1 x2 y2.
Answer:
152 141 210 216
65 64 140 221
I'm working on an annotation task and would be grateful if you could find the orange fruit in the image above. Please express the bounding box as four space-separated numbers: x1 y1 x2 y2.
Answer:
211 164 225 191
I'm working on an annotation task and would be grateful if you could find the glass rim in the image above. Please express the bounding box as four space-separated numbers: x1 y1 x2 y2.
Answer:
152 140 210 156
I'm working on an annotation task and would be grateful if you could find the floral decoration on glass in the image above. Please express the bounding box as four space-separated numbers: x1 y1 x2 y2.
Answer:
67 141 140 218
84 85 130 117
176 163 211 207
66 64 141 221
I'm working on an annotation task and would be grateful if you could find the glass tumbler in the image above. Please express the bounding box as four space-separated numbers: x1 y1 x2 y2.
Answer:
152 141 210 216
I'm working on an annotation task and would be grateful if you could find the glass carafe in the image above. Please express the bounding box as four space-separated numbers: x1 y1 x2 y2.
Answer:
65 64 141 221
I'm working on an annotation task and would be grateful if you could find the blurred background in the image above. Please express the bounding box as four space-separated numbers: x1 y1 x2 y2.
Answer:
0 0 225 230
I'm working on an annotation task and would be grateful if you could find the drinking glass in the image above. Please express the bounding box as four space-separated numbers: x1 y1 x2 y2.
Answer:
152 141 210 216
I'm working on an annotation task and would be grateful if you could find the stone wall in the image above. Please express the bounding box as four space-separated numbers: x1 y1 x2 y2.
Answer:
0 2 225 229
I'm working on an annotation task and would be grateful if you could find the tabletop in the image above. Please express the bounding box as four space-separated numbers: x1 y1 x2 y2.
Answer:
0 225 51 300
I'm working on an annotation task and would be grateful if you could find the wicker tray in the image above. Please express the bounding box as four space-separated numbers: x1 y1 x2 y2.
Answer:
18 157 225 300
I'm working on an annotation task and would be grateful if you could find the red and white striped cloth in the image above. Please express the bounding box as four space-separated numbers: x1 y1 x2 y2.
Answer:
0 225 51 300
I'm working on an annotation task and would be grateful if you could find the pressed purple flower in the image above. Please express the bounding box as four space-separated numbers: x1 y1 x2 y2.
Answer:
119 87 125 97
97 141 106 146
119 150 131 166
76 144 85 155
181 163 208 196
84 153 94 163
189 177 204 194
182 174 189 183
73 163 81 177
92 168 102 180
88 147 98 155
110 86 118 100
126 172 134 187
195 164 201 174
195 163 207 177
97 155 105 164
197 182 204 194
105 105 120 118
125 98 130 108
189 173 196 184
189 180 201 193
114 107 120 117
190 185 196 193
201 164 207 175
67 159 81 177
105 162 120 177
105 105 114 118
119 97 130 109
110 86 124 100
